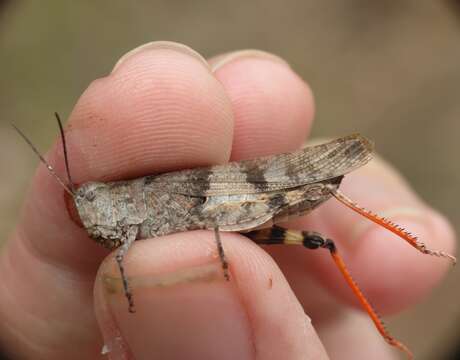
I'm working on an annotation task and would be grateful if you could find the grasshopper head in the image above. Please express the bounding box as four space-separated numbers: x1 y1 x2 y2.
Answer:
71 182 121 247
14 116 121 249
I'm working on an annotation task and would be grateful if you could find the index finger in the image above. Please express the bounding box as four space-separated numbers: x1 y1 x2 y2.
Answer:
0 42 235 358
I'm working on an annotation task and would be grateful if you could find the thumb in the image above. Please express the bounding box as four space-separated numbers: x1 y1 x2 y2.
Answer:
94 231 329 360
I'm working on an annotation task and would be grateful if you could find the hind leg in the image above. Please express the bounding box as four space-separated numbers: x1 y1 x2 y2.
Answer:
245 225 412 359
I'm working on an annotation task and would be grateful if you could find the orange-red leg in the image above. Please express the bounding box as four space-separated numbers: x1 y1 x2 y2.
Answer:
245 225 413 359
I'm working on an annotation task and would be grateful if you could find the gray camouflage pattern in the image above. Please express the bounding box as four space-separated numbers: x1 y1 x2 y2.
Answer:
74 134 373 249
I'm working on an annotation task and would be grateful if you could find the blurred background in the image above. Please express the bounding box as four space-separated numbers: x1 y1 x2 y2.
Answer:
1 1 459 358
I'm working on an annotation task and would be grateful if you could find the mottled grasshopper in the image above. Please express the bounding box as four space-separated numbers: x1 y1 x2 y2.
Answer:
14 114 455 359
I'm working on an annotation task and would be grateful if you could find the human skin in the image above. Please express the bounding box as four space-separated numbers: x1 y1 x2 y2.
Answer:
0 41 455 360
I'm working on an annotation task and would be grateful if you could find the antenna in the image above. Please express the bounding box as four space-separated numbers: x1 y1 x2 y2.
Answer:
54 112 76 193
12 118 75 196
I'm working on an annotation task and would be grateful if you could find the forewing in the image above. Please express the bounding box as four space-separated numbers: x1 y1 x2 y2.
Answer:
148 134 373 196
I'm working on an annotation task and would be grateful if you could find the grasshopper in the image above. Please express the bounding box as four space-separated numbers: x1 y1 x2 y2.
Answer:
14 114 455 359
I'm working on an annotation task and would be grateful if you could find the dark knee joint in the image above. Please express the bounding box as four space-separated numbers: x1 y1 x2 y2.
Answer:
301 231 327 249
301 232 337 254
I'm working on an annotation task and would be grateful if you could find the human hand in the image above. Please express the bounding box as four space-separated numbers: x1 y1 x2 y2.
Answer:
0 41 455 359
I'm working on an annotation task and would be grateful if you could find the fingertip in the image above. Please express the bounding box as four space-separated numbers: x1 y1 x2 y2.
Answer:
94 232 328 359
210 50 315 160
65 41 234 183
23 41 237 267
112 41 210 74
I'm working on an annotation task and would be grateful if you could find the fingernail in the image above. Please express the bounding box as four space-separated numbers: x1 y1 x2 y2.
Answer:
99 262 254 359
210 49 290 72
112 41 210 74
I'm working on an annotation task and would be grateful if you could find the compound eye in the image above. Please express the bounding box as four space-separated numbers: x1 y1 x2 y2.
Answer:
85 190 96 202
